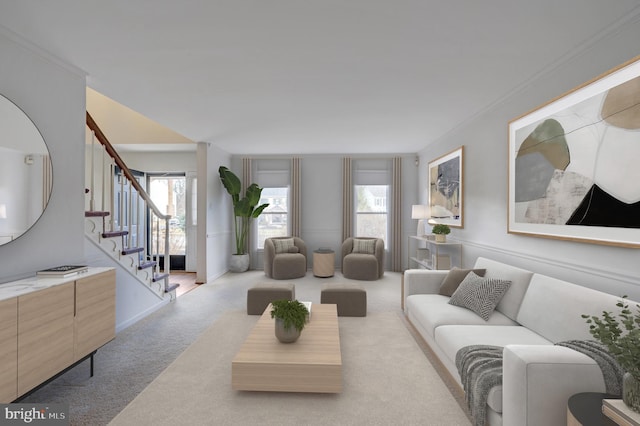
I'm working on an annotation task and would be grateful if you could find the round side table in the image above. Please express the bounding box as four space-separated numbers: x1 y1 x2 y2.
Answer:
567 392 618 426
313 249 335 277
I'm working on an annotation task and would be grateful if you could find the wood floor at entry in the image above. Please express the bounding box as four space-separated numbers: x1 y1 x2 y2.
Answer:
170 272 198 297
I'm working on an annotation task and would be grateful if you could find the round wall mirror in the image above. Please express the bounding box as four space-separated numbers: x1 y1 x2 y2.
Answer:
0 94 52 246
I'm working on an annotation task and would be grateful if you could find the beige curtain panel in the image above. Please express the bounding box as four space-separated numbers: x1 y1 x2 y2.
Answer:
342 157 353 241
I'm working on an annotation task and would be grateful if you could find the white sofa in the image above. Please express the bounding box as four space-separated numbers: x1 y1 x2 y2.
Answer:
403 257 634 426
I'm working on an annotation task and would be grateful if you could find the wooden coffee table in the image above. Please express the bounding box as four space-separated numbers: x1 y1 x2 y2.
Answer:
232 303 342 393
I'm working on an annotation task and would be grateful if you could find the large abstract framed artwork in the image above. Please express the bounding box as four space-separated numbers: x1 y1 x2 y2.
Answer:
429 146 463 228
508 55 640 247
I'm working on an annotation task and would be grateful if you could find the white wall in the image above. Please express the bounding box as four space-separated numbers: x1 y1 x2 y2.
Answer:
0 28 87 283
198 142 232 283
418 18 640 301
118 151 196 173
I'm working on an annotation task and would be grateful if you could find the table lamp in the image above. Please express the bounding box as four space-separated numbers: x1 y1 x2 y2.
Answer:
411 205 430 237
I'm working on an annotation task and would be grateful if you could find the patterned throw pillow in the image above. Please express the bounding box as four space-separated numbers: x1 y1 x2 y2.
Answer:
438 268 487 297
448 272 511 321
273 238 294 254
353 238 375 254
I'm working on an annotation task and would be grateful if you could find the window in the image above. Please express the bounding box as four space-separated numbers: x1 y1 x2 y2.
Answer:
256 187 289 249
253 159 291 250
352 158 392 245
355 184 389 243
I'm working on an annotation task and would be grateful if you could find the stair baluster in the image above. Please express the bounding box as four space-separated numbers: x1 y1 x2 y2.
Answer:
84 112 179 298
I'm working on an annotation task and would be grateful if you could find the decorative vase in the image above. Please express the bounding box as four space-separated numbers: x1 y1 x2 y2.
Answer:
275 318 301 343
435 234 446 243
623 372 640 413
229 254 250 272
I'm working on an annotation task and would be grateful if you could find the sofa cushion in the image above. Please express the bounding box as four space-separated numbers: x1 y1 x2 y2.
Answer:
438 267 487 297
448 272 512 321
516 274 635 343
273 238 294 253
405 294 518 339
434 325 553 413
474 257 534 321
352 238 375 254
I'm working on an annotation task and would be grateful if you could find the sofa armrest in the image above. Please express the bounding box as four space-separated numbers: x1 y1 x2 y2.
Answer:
502 345 606 426
403 269 448 299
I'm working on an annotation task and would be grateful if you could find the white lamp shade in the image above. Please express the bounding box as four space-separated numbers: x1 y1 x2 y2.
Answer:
411 204 431 237
0 204 6 219
411 204 430 219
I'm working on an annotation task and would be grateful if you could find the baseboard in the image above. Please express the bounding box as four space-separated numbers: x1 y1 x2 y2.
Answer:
116 299 169 333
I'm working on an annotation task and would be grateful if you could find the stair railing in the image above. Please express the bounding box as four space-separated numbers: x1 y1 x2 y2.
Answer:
86 112 175 293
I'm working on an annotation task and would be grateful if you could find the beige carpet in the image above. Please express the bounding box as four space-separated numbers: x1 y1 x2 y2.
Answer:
109 309 470 426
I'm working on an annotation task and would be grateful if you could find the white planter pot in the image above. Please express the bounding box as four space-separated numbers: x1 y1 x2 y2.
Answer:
229 254 250 272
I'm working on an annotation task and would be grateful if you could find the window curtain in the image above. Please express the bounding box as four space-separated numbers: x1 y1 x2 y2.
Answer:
291 157 301 237
242 157 252 253
342 157 353 241
391 157 402 272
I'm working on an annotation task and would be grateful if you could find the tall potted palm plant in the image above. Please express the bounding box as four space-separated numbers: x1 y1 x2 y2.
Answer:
219 166 269 272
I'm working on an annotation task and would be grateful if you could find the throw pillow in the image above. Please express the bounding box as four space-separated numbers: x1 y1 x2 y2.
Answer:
288 246 300 253
438 267 487 297
448 272 512 321
273 238 294 254
352 238 375 254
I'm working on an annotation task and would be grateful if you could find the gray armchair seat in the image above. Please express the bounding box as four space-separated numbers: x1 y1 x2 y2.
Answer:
264 236 307 279
341 237 384 280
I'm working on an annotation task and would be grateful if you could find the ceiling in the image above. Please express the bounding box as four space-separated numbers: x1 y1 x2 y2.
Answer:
2 1 640 155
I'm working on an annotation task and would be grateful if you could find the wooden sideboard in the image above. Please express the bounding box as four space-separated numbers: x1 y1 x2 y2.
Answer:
0 297 18 403
0 268 115 402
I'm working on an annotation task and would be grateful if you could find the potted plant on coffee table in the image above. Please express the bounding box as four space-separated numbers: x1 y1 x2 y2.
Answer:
582 297 640 412
432 223 451 243
218 166 269 272
271 299 309 343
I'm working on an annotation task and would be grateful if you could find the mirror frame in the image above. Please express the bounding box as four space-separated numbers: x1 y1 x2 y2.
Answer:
0 93 53 246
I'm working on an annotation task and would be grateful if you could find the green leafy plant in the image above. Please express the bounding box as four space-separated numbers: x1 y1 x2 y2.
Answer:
431 224 451 235
582 297 640 379
271 300 309 332
218 166 269 255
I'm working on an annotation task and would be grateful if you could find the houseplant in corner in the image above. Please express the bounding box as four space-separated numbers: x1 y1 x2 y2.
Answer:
432 223 451 243
218 166 269 272
270 299 309 343
583 297 640 412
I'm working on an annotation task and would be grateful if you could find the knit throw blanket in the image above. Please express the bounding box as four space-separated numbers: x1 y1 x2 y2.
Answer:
455 345 503 426
455 341 624 426
556 340 624 395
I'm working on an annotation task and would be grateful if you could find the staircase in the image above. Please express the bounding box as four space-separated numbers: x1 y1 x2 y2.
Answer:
85 112 179 299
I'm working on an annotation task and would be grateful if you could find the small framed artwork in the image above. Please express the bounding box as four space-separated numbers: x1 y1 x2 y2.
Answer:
428 146 463 228
508 55 640 247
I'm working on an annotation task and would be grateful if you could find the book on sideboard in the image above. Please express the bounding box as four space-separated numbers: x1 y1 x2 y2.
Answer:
37 265 89 278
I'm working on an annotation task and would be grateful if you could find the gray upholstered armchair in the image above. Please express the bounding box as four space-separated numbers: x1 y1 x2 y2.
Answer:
264 236 307 279
341 237 384 280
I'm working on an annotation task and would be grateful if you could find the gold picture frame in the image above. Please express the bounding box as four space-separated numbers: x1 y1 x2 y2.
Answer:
428 146 464 228
508 55 640 247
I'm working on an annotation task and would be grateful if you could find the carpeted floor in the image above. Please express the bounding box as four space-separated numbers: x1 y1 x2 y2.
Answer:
110 309 470 426
20 271 471 425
